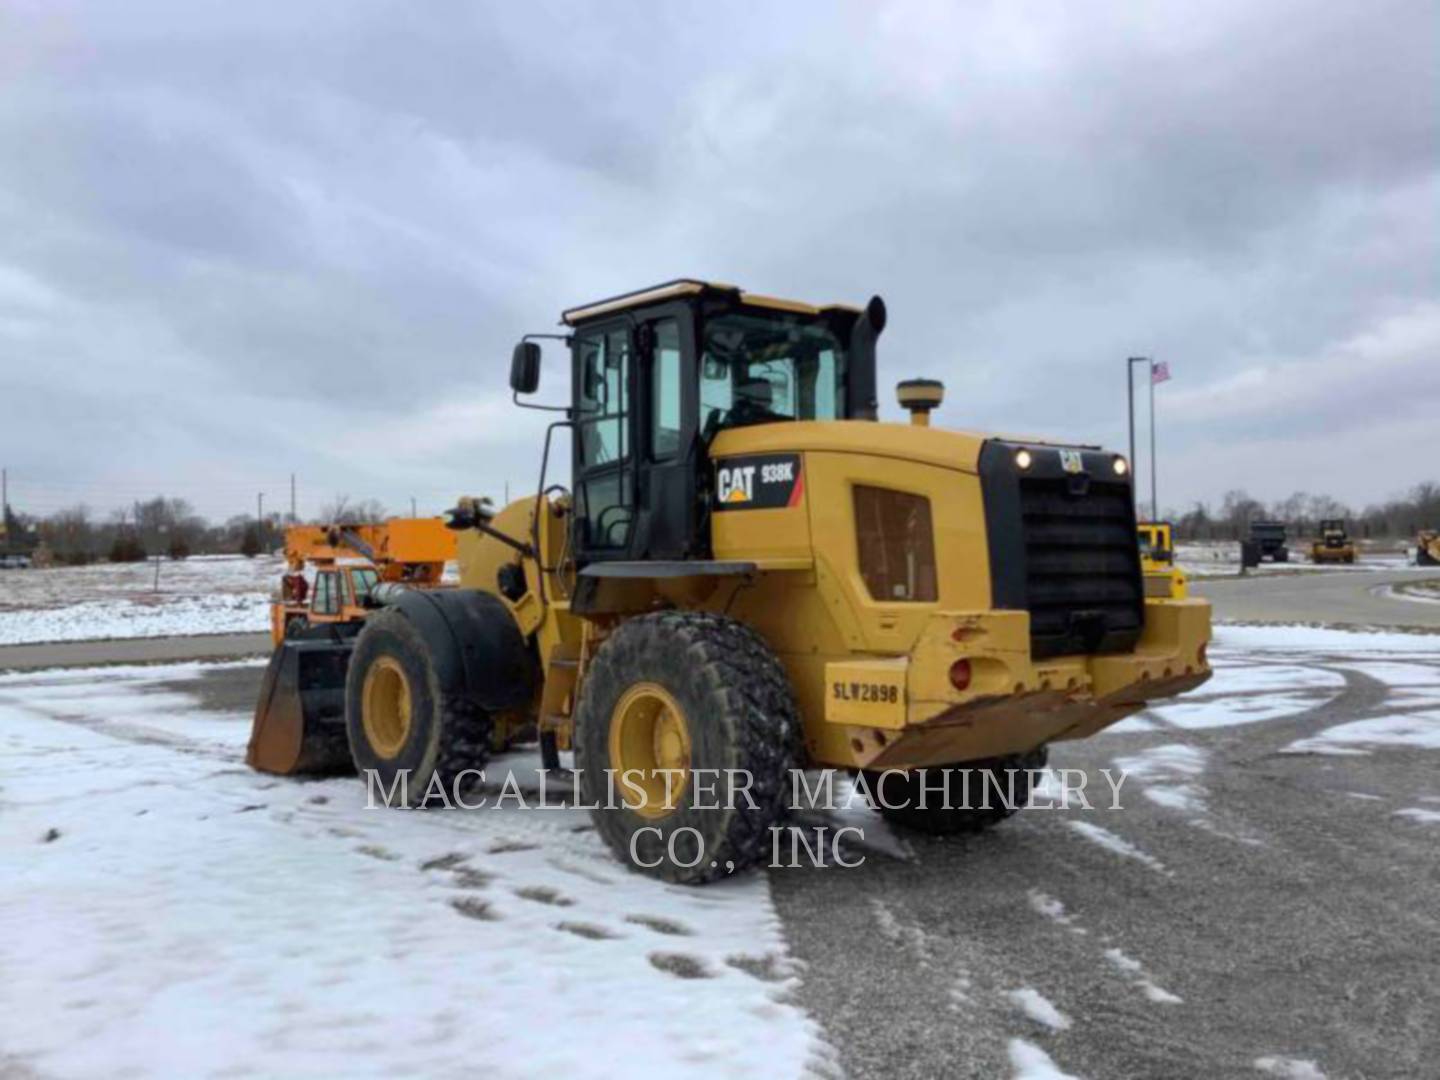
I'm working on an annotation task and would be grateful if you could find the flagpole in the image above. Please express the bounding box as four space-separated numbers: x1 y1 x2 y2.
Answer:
1149 361 1158 521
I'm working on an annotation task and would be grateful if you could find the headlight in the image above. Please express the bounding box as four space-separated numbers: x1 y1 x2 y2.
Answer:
1113 455 1129 476
1014 449 1033 470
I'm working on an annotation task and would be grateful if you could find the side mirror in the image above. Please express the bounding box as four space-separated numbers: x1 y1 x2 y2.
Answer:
510 342 541 395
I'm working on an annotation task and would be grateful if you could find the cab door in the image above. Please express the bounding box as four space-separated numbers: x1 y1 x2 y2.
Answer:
571 322 637 563
636 310 700 559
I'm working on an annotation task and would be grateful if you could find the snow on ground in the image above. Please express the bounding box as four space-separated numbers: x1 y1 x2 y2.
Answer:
1379 581 1440 605
1253 1056 1327 1079
1008 1038 1081 1080
0 554 281 644
1107 624 1440 843
1006 988 1071 1031
3 621 1437 1077
0 553 281 609
1285 713 1440 756
0 556 463 645
1392 808 1440 825
1065 821 1168 875
1214 624 1440 654
1175 541 1416 579
1111 745 1208 813
0 662 820 1079
1102 948 1183 1005
0 593 270 645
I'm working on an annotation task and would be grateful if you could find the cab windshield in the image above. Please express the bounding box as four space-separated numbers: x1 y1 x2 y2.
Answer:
699 310 846 439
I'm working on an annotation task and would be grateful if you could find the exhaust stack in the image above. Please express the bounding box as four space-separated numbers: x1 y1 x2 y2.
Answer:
848 296 886 421
897 379 945 427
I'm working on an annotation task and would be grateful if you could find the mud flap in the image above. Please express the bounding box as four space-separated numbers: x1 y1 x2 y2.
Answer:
247 639 356 775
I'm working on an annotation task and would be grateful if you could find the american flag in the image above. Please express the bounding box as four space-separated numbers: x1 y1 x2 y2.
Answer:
1151 360 1171 385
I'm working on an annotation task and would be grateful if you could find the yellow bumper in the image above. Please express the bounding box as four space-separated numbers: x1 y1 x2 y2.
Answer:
823 600 1212 770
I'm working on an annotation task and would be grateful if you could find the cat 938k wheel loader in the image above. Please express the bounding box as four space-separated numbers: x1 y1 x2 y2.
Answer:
247 279 1213 883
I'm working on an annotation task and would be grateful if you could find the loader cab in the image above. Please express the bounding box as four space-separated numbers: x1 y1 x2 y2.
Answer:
515 280 884 569
1136 521 1174 567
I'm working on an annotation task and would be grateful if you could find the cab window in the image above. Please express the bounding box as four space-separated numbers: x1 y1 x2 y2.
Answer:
575 326 634 550
700 310 845 440
312 572 340 616
351 568 379 603
649 318 682 461
577 329 629 467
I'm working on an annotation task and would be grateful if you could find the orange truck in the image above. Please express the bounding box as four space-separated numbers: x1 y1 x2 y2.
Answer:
271 518 456 644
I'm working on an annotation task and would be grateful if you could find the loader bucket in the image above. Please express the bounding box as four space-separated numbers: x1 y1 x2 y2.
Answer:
247 639 356 775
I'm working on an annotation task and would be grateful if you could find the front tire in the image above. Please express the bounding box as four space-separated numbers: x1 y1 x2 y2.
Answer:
575 612 801 884
345 607 492 808
863 747 1049 836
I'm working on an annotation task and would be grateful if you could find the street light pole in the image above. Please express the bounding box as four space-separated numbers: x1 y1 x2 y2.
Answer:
1126 357 1148 516
1149 365 1158 521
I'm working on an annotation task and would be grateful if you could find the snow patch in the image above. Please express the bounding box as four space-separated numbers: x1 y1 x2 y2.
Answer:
1112 744 1209 814
1066 821 1168 875
1007 988 1071 1031
1008 1038 1081 1080
1254 1055 1326 1079
1025 889 1088 935
1103 947 1183 1006
1394 807 1440 825
1285 712 1440 755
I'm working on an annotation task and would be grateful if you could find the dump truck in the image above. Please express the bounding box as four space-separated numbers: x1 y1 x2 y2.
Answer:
1248 520 1289 562
1418 530 1440 566
269 519 456 645
1137 521 1188 598
1310 519 1356 565
248 280 1212 883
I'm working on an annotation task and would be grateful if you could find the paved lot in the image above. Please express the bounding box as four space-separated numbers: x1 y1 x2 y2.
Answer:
1195 567 1440 630
774 641 1440 1078
0 631 271 672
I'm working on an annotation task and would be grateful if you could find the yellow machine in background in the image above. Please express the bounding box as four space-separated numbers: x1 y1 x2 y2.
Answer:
269 519 456 645
1137 521 1188 598
249 280 1213 883
1310 519 1357 565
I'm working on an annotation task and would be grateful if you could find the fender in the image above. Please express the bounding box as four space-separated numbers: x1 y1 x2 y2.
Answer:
386 588 537 712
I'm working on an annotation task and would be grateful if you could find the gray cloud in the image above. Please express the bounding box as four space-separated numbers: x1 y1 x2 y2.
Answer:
0 0 1434 521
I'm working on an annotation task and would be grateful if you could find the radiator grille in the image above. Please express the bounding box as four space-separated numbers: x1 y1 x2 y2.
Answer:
1018 476 1144 659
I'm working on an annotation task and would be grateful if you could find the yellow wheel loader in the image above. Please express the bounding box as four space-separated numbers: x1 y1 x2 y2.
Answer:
1310 519 1356 565
1137 521 1188 598
248 280 1212 883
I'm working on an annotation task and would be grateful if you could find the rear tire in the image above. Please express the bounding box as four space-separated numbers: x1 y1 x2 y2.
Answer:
575 611 801 884
863 747 1048 836
346 607 492 808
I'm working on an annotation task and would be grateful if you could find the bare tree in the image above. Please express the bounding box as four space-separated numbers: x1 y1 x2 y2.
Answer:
318 495 387 525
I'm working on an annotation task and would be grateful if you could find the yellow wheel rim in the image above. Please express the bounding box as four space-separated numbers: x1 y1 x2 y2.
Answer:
608 682 691 820
362 656 412 759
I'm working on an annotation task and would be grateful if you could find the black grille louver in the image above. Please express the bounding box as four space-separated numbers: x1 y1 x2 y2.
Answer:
979 442 1145 660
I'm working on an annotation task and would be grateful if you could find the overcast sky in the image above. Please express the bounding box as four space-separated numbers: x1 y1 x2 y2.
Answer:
1 0 1435 523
